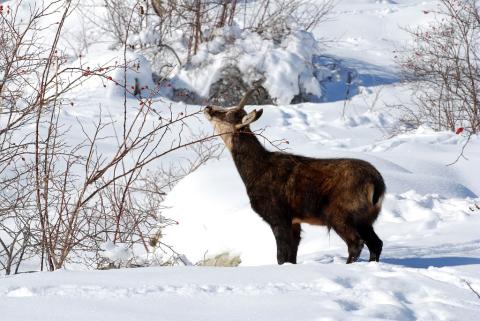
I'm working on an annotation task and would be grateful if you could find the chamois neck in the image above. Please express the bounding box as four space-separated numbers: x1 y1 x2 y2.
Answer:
230 127 270 186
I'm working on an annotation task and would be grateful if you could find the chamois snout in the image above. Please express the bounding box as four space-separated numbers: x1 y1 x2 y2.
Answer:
203 106 213 120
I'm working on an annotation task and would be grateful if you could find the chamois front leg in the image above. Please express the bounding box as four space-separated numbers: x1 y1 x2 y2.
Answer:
271 224 295 264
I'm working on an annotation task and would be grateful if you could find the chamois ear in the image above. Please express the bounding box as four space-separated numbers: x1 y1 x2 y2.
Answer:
203 106 213 120
236 109 263 129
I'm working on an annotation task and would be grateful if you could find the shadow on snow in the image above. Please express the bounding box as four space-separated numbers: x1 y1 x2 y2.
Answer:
382 256 480 268
314 55 399 103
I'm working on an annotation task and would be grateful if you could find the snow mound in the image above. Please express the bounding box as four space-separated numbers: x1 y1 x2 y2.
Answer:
172 27 327 104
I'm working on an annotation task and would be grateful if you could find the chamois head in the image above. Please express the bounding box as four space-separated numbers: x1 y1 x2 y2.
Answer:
204 88 263 149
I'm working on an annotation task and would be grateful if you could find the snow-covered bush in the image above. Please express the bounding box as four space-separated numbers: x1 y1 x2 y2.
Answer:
88 0 336 105
172 27 331 104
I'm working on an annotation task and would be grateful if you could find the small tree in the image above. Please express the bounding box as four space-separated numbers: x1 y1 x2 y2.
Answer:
397 0 480 134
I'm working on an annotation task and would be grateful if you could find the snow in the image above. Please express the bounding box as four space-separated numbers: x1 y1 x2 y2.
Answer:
1 264 480 321
100 241 134 264
71 51 156 99
2 0 480 320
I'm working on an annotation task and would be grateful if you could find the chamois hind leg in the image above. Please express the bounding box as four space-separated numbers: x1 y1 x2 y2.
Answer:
357 224 383 262
333 224 364 264
271 224 295 265
290 223 302 264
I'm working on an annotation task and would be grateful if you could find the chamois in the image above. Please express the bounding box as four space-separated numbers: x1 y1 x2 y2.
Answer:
204 88 386 264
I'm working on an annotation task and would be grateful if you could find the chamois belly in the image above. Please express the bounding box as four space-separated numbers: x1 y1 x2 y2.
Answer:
292 216 326 226
287 186 330 226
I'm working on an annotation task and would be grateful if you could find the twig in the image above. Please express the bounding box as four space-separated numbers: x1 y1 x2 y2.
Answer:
447 133 472 166
465 280 480 300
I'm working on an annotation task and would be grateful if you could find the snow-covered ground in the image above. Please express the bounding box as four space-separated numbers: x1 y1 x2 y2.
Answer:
1 0 480 320
1 263 479 321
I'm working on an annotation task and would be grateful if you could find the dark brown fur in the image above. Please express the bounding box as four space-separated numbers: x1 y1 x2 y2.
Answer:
204 93 385 264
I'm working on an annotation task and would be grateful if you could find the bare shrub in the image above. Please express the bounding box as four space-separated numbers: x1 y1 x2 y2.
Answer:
246 0 335 42
151 0 240 58
149 0 334 61
77 0 150 46
93 140 221 269
0 0 219 274
397 0 480 134
0 0 80 274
